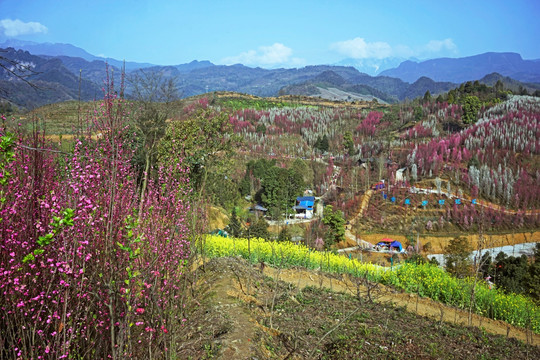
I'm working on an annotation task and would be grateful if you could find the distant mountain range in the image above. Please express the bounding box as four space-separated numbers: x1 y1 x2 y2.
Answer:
279 71 460 103
0 39 216 73
0 47 102 109
380 52 540 83
1 40 539 109
0 39 155 70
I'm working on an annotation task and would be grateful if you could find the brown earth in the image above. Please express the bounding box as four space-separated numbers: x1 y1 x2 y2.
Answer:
335 231 539 266
357 231 540 254
338 175 540 254
263 265 539 345
209 206 229 230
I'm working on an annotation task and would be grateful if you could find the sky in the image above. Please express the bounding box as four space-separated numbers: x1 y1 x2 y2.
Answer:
0 0 539 68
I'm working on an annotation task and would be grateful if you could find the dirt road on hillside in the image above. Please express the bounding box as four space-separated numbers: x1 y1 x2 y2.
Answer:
359 231 539 254
342 189 374 247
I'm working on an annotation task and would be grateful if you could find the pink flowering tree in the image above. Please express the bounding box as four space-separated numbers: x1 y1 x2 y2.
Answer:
0 69 192 359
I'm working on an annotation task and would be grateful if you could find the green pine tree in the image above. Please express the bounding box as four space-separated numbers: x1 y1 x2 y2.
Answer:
444 236 473 278
226 208 242 238
322 205 345 246
278 227 291 242
246 218 270 240
343 131 355 156
320 134 329 153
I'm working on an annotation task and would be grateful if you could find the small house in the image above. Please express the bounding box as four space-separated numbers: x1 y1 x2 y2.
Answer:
249 204 268 216
293 196 315 219
357 157 374 170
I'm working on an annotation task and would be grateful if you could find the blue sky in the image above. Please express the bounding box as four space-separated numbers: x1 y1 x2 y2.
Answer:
0 0 539 67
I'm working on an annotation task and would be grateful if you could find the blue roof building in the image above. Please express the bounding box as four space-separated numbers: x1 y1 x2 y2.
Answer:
293 196 315 218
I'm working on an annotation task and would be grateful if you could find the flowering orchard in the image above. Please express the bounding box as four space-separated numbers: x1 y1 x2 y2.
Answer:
0 75 192 359
351 96 540 233
402 96 540 208
228 104 362 158
203 235 539 333
218 94 539 232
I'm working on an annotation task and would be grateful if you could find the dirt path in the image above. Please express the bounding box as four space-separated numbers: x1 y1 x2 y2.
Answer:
359 189 374 217
264 265 539 346
340 189 375 248
191 260 261 359
345 188 374 223
189 258 267 360
343 228 373 249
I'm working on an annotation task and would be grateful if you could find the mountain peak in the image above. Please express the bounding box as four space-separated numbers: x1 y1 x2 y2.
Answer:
175 60 214 72
312 70 347 86
333 57 409 76
478 51 523 60
380 52 540 83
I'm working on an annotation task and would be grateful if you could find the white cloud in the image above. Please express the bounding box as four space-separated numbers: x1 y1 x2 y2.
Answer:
0 19 48 37
331 37 458 59
393 44 415 58
258 43 292 64
222 43 304 67
423 38 457 54
331 38 392 59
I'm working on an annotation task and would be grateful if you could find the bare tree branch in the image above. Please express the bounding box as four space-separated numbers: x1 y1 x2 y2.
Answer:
0 50 41 93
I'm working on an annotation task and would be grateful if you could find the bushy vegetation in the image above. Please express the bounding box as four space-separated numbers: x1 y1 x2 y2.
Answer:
479 243 540 302
0 74 192 359
16 86 538 236
220 96 294 110
240 158 305 219
202 89 540 236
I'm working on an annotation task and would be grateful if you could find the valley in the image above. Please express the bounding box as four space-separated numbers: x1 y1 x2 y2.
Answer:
1 54 539 359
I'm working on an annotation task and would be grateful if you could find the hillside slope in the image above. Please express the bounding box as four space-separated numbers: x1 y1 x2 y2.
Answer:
0 48 102 108
176 257 539 359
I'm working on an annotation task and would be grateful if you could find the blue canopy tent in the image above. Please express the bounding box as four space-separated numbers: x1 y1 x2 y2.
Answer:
375 238 403 252
390 240 403 252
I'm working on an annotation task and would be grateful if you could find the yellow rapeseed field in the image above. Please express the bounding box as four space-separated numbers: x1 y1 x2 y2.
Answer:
203 235 539 333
